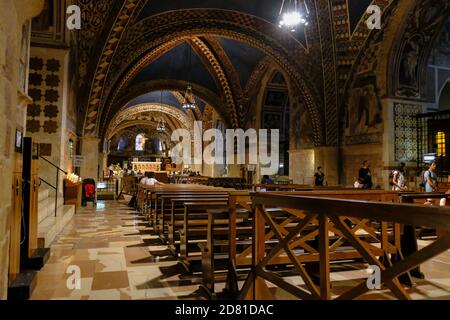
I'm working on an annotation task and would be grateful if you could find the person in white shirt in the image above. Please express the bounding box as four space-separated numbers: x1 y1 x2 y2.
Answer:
140 172 149 185
145 172 165 186
391 162 408 191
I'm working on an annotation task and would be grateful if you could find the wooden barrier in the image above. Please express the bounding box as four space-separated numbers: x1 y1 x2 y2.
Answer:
399 192 450 283
136 184 230 226
179 202 229 272
158 195 228 241
197 190 401 298
166 195 229 250
237 193 450 300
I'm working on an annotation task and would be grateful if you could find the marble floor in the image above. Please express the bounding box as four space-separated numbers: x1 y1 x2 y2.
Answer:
31 200 450 300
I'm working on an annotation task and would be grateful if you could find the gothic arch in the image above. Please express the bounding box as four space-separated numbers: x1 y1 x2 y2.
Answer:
105 103 193 141
99 80 226 140
82 8 324 146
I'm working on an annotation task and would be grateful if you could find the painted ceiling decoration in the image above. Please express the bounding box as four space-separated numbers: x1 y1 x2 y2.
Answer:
71 0 450 152
105 102 194 141
99 80 224 140
80 0 144 135
79 4 324 147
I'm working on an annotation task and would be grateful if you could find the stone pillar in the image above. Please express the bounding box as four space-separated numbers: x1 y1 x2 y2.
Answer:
289 149 315 185
99 152 108 178
0 0 44 301
314 146 339 186
80 137 100 181
26 46 70 195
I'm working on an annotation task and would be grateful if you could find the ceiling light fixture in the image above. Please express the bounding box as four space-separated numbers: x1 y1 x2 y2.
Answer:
278 0 309 32
182 42 197 110
157 90 166 132
182 85 197 110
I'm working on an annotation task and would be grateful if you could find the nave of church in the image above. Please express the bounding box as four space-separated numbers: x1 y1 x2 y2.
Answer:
30 200 450 300
1 0 450 303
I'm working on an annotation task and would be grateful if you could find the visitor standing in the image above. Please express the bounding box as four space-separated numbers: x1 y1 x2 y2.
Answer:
424 161 438 193
358 160 373 189
391 162 408 191
314 166 326 187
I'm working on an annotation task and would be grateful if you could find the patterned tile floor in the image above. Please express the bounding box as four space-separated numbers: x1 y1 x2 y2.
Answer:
31 200 450 300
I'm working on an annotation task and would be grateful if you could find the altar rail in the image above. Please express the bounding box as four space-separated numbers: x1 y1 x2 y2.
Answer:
238 193 450 300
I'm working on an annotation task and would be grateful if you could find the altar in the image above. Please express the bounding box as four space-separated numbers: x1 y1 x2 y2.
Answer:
131 161 162 172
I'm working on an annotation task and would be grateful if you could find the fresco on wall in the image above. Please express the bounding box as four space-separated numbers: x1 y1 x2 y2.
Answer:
395 0 450 98
398 35 421 91
290 101 314 149
345 76 383 143
347 85 382 135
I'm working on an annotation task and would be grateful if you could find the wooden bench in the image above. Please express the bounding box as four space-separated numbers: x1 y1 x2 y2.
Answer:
178 202 231 272
137 184 230 226
239 193 450 300
166 196 229 250
398 192 450 284
199 190 402 298
158 194 228 240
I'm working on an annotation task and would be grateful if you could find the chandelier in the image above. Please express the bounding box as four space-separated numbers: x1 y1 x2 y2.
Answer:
182 42 197 110
278 0 309 32
182 85 197 110
156 119 166 132
157 91 166 132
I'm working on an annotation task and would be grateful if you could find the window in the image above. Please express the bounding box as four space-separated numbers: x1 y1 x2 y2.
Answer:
135 133 146 151
436 131 446 157
117 136 127 152
68 139 73 159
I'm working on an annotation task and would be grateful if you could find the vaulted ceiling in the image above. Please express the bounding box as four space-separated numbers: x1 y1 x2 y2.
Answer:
66 0 450 149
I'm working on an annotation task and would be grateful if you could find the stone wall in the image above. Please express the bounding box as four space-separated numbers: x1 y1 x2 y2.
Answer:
0 0 44 300
342 143 384 188
26 46 70 193
289 149 315 185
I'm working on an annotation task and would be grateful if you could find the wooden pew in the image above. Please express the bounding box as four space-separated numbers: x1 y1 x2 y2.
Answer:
166 195 229 251
239 193 450 300
398 192 450 284
179 202 230 272
159 195 228 242
137 184 230 227
199 190 402 298
153 190 229 232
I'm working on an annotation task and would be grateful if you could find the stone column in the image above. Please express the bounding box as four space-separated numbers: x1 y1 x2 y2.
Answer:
0 0 44 301
26 46 70 194
80 137 100 181
99 152 108 178
289 149 315 185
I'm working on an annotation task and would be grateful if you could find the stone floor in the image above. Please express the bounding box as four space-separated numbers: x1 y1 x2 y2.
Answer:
30 200 450 300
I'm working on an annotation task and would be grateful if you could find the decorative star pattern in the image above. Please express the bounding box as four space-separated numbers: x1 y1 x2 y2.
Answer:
27 57 62 134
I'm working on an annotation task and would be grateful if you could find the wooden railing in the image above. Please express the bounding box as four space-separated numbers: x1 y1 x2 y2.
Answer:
238 193 450 300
